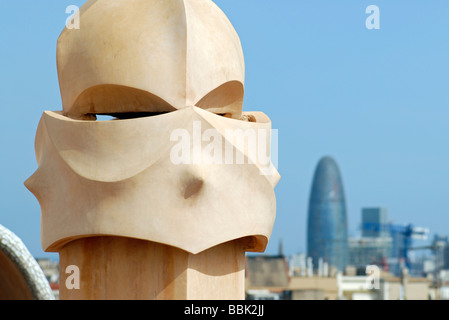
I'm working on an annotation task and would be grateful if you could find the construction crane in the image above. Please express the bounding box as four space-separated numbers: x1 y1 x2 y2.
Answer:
362 222 429 270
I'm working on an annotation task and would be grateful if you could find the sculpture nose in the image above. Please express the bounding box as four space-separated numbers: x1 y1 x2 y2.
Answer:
183 177 204 200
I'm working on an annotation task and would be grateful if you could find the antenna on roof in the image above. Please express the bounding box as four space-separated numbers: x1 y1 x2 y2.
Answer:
278 238 284 256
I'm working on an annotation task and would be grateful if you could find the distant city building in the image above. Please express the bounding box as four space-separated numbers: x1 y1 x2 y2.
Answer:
349 207 432 277
390 227 407 259
307 156 348 272
445 246 449 270
289 253 307 277
349 207 393 273
348 237 392 272
389 228 408 275
246 255 289 289
362 207 389 238
246 253 434 300
432 235 449 271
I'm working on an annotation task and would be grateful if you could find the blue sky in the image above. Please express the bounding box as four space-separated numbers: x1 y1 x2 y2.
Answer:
1 1 448 260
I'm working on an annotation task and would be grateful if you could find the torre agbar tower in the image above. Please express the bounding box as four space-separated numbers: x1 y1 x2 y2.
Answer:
307 156 348 273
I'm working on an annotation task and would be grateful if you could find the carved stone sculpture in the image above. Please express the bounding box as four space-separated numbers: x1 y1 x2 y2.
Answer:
57 0 245 120
25 0 279 300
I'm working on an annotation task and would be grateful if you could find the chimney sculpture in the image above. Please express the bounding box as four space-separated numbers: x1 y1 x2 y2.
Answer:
25 0 280 300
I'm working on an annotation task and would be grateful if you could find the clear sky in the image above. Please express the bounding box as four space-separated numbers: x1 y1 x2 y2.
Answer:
1 1 448 260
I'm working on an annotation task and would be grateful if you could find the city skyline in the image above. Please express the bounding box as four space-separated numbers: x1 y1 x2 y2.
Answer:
1 1 449 260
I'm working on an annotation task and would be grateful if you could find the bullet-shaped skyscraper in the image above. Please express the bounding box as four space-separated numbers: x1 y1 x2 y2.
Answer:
307 156 348 272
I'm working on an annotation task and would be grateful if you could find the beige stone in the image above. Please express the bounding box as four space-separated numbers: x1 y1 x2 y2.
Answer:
59 237 249 300
57 0 245 120
25 107 280 254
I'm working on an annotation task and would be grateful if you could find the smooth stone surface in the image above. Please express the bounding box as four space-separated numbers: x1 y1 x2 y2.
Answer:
59 237 247 300
26 107 280 254
57 0 245 119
